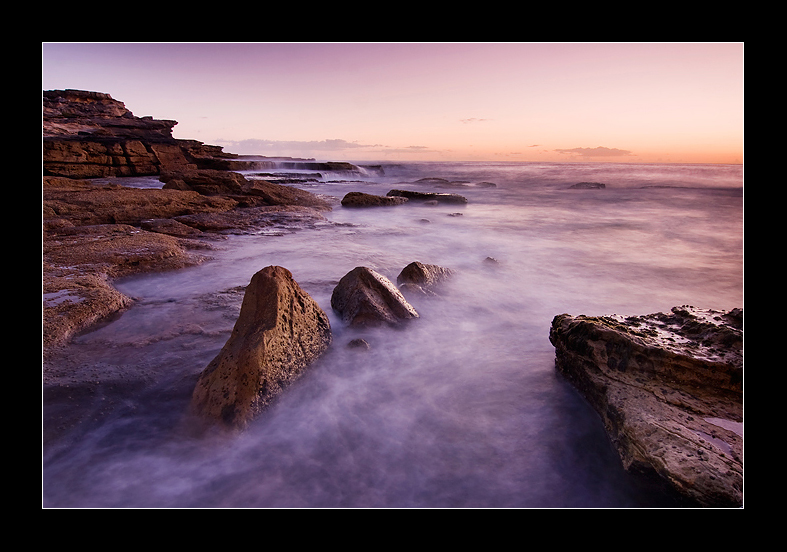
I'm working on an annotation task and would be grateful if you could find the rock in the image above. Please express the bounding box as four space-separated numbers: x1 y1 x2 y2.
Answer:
331 267 419 328
43 89 244 178
43 270 134 351
387 189 468 204
159 170 332 210
174 205 328 235
159 168 246 195
340 191 409 207
548 306 743 507
43 176 238 226
569 182 606 189
347 338 371 350
396 261 453 296
190 266 332 430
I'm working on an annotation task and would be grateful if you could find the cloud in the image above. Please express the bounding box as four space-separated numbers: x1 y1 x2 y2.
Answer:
213 138 383 155
460 118 490 124
554 146 634 158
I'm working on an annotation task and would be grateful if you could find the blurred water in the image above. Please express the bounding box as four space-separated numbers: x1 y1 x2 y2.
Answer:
42 161 743 508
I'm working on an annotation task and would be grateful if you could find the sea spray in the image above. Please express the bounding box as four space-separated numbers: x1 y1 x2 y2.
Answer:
43 161 742 507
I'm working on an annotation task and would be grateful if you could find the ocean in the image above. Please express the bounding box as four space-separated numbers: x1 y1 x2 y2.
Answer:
42 160 743 508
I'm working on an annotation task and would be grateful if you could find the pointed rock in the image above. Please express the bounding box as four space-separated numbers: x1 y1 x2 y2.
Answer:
190 266 332 430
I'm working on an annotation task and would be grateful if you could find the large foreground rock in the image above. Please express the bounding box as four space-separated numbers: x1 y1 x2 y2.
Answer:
190 266 332 430
549 306 743 507
331 267 419 328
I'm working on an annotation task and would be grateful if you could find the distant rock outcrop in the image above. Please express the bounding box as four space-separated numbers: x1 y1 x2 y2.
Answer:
340 191 409 207
387 189 468 204
569 182 606 189
549 306 743 507
331 267 419 328
190 266 332 430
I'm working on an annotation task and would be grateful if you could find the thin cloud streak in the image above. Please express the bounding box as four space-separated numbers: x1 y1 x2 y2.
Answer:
554 146 634 158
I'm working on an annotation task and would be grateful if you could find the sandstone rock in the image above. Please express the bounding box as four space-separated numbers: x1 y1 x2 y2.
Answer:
43 89 241 178
340 191 409 207
240 179 332 209
159 168 246 195
396 261 453 296
331 267 419 328
174 205 327 235
43 176 238 226
548 306 743 507
158 170 332 210
387 189 468 204
43 269 134 351
190 266 332 430
42 223 209 350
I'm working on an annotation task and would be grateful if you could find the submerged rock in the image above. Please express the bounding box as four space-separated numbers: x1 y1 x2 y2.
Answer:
569 182 606 189
396 261 454 296
190 266 332 430
331 267 419 328
548 306 743 507
340 191 409 207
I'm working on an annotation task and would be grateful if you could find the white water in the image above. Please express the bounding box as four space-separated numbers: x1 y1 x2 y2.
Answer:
42 161 743 508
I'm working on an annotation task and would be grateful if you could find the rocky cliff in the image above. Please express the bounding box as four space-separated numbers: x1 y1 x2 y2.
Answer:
42 90 331 352
549 306 743 507
43 89 247 178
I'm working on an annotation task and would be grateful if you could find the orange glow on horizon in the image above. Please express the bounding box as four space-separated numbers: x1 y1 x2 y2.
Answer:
42 42 744 166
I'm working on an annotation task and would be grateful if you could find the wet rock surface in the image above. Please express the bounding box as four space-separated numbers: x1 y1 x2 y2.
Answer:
548 306 743 507
42 91 333 354
340 191 410 207
189 266 332 431
396 261 454 296
387 189 468 204
331 267 420 328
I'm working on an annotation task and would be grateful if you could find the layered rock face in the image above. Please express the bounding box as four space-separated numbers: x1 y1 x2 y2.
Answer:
43 89 240 178
549 306 743 507
190 266 332 430
42 91 332 352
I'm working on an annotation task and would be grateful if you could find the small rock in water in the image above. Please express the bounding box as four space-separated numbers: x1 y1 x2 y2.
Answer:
568 181 606 189
347 338 371 350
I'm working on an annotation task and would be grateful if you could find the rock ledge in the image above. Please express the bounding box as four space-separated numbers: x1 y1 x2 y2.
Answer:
549 305 743 507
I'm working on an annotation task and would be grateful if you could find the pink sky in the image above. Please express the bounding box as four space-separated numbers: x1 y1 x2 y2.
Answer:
41 42 744 164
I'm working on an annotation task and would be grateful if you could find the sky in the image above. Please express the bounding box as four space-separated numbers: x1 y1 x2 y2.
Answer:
41 42 744 164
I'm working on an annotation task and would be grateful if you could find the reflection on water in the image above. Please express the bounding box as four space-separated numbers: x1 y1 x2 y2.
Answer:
42 162 742 508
